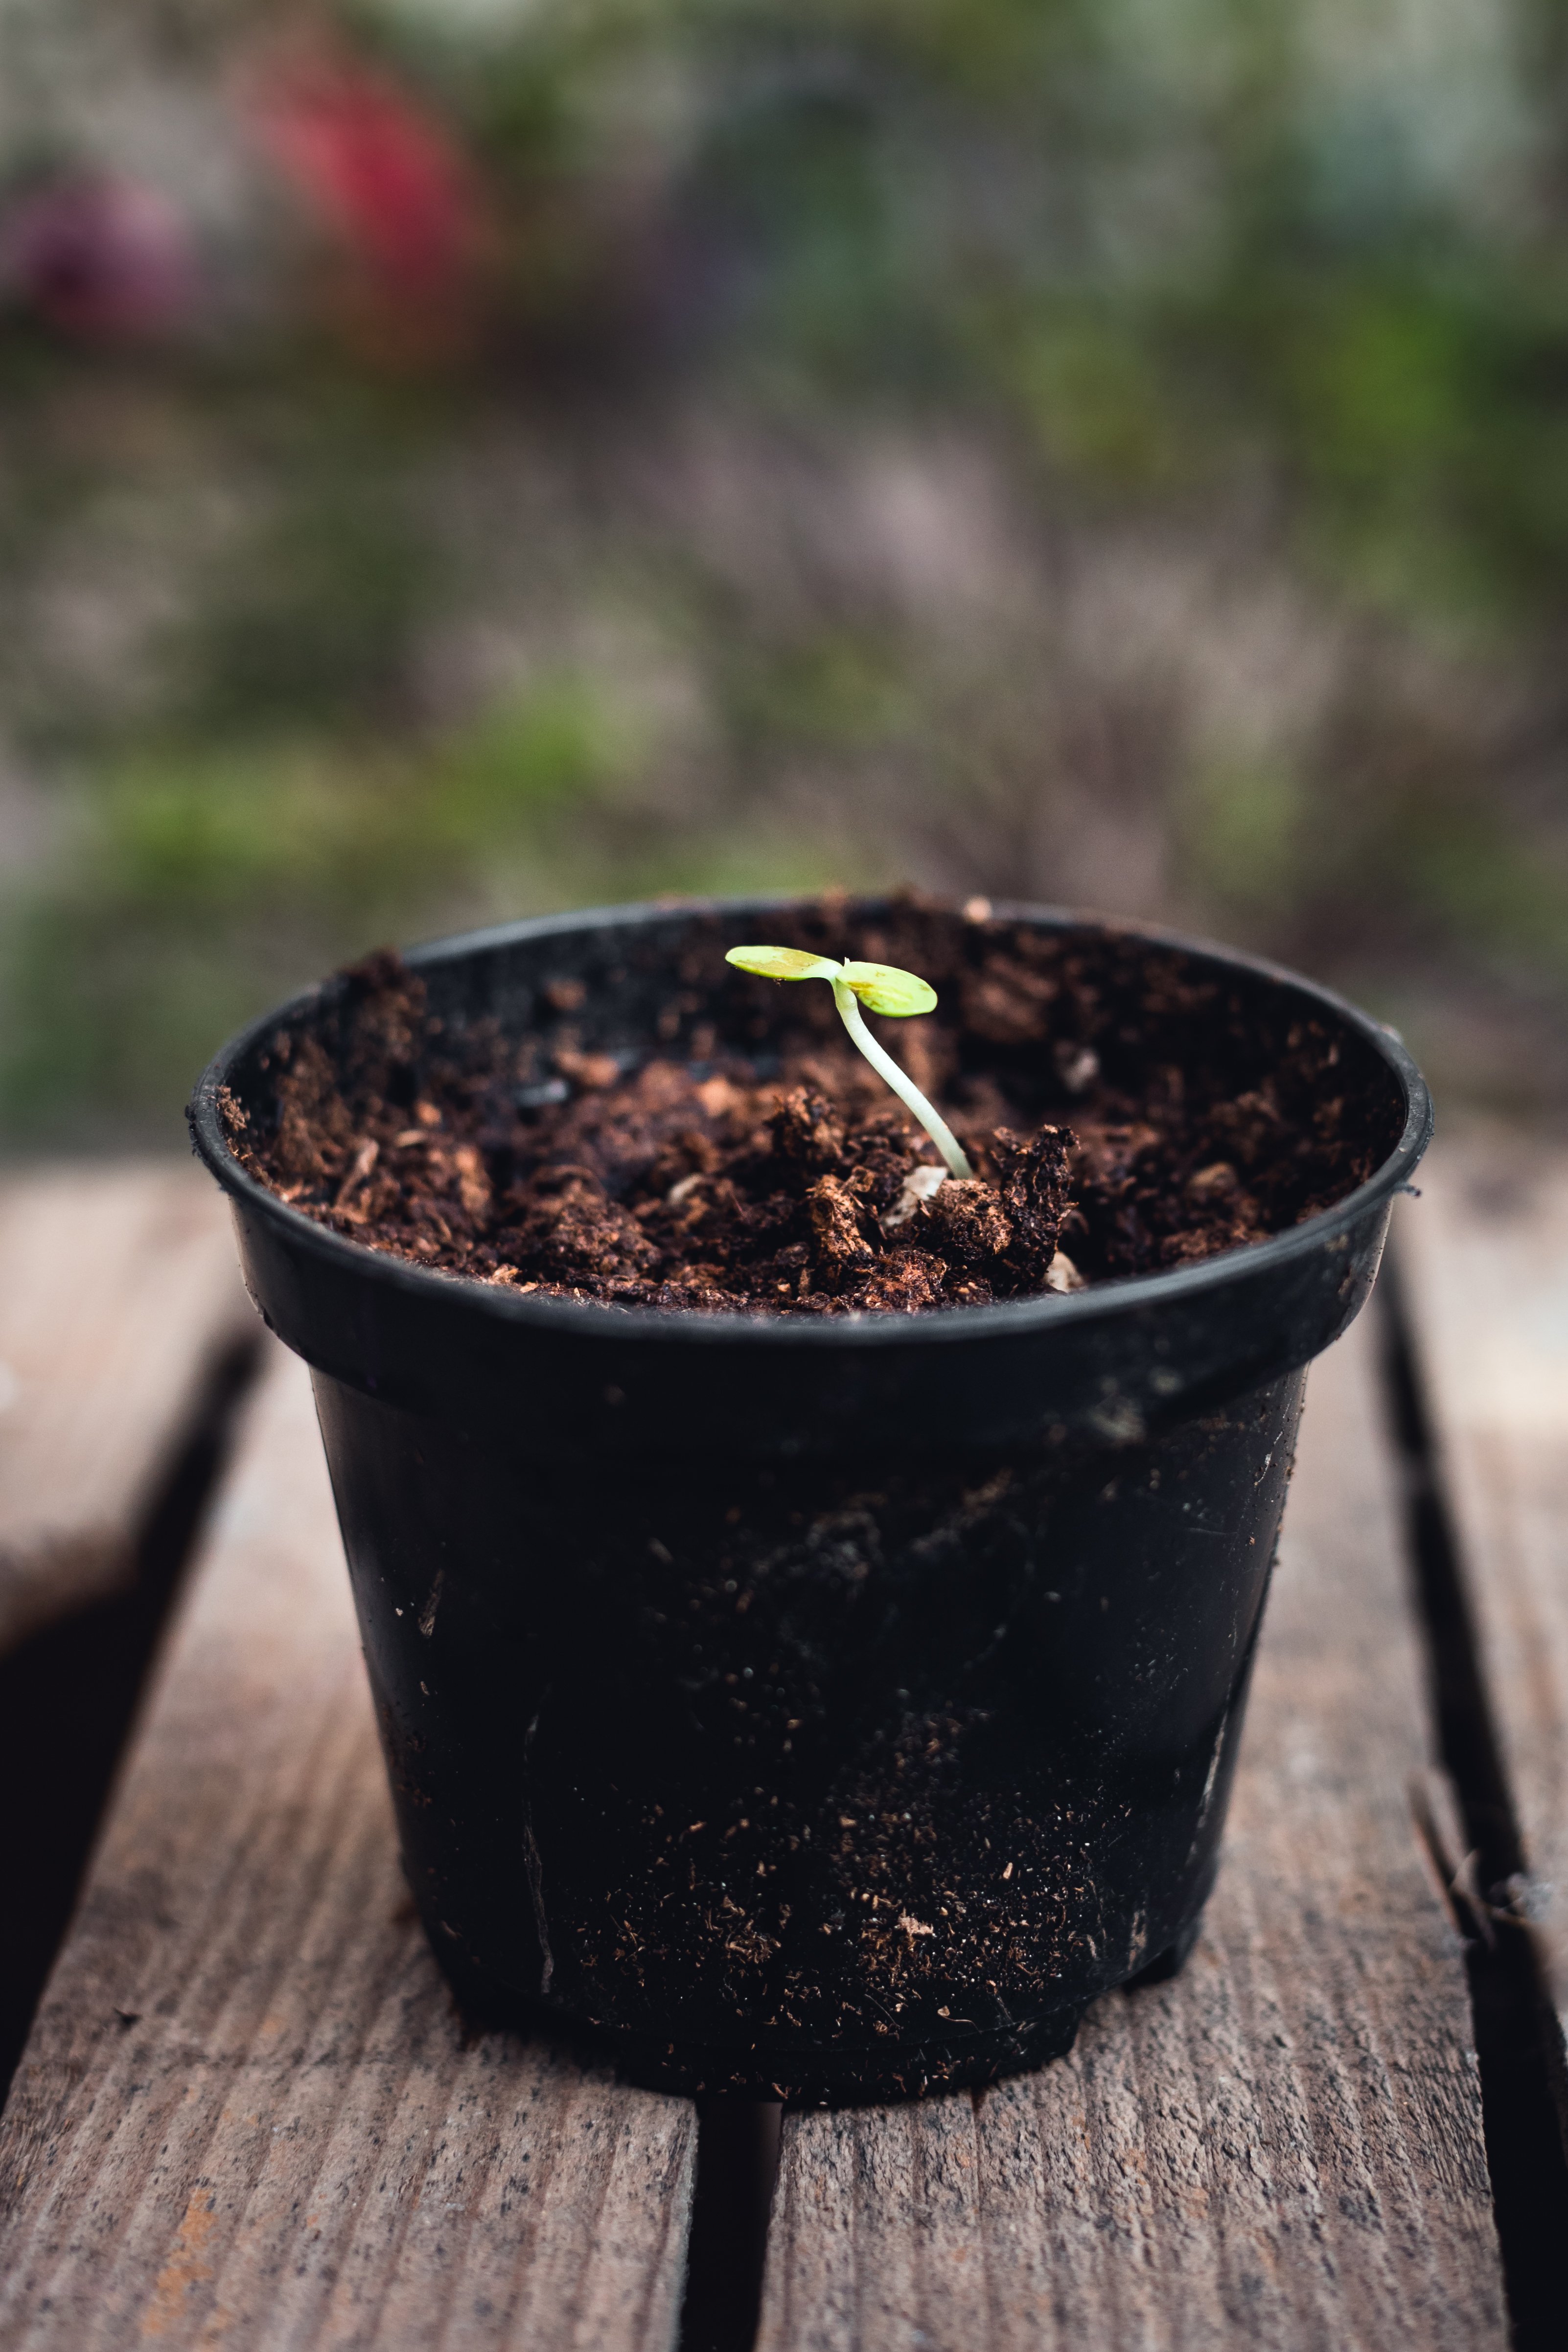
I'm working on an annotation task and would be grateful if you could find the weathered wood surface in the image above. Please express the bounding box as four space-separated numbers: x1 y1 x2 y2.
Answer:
0 1344 696 2351
0 1161 250 1654
1398 1131 1568 2071
757 1311 1507 2352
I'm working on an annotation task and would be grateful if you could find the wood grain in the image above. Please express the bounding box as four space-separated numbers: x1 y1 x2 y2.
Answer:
0 1344 696 2351
0 1161 251 1654
1396 1130 1568 2070
757 1311 1507 2351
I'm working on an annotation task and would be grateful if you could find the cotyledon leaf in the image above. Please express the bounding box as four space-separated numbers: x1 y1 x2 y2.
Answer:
724 944 843 983
725 946 937 1017
838 960 938 1017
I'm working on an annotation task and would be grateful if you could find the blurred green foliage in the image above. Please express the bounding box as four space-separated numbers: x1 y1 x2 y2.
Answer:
2 0 1568 1139
2 675 635 1130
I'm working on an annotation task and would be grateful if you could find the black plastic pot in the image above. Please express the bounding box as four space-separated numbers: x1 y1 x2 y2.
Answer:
190 899 1430 2103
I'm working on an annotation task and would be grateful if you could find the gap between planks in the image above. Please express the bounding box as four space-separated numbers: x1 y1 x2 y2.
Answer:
0 1160 261 2095
1379 1245 1568 2352
1394 1132 1568 2094
0 1326 257 2098
1388 1135 1568 2349
0 1160 254 1656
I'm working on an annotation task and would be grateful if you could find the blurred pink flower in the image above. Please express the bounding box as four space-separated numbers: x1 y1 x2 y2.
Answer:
0 174 196 340
250 50 485 312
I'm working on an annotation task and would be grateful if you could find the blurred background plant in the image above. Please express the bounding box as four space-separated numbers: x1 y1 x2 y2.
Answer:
1 0 1565 1145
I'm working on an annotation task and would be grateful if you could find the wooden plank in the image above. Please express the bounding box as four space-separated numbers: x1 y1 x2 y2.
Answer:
0 1344 696 2351
0 1161 251 1655
757 1310 1507 2351
1397 1130 1568 2069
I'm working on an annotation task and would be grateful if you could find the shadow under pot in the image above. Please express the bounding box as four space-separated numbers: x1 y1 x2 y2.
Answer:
189 896 1430 2103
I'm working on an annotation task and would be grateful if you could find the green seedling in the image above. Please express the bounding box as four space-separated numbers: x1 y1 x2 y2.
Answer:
723 945 974 1180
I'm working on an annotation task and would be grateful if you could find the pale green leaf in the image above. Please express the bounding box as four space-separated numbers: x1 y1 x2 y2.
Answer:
840 960 939 1017
724 944 842 982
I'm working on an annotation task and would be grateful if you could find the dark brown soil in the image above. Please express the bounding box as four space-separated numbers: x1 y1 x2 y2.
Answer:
220 904 1398 1314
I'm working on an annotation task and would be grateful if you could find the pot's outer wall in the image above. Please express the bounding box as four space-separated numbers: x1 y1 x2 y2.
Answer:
189 897 1432 2100
313 1363 1304 2103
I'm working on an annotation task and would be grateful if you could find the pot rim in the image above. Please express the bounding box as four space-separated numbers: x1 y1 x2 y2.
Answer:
188 894 1432 1352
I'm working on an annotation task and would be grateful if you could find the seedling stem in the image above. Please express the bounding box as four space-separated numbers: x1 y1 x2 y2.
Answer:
724 945 974 1179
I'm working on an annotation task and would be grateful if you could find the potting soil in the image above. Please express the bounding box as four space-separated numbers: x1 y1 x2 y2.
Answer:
221 902 1394 1314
